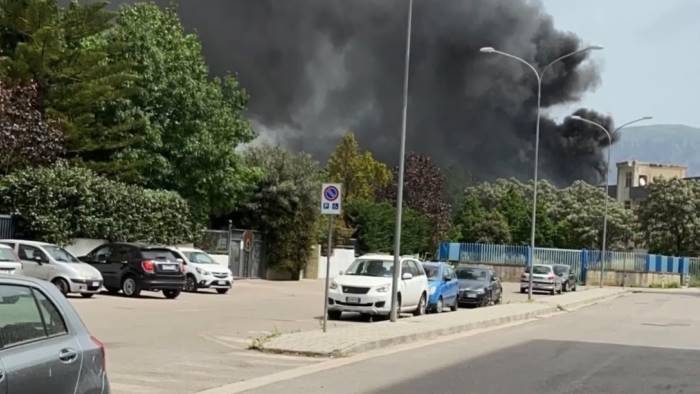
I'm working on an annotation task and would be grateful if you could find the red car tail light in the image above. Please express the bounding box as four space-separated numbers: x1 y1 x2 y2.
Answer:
91 335 106 370
141 260 156 273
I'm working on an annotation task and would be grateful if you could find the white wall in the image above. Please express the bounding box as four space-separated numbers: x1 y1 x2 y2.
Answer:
317 247 356 279
66 238 107 257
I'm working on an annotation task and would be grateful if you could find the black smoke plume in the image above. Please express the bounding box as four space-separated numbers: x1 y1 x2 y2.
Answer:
108 0 615 185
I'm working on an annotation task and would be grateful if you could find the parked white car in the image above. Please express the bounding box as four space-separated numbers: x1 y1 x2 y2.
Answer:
170 247 233 294
0 243 22 276
0 240 104 297
327 254 429 320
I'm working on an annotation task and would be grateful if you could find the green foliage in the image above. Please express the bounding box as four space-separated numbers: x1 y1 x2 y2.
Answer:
346 200 431 256
237 146 322 278
326 132 392 202
638 178 700 256
0 162 195 245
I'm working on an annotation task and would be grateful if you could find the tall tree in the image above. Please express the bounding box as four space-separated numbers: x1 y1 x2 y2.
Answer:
0 81 63 174
638 178 700 256
326 132 392 202
236 146 322 279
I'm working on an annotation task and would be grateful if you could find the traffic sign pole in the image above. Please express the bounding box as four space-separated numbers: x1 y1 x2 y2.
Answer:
320 183 342 333
322 215 334 333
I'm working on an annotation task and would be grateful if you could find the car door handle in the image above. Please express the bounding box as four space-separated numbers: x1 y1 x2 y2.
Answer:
58 348 78 363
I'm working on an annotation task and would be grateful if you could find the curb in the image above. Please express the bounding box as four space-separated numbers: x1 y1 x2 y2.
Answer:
261 289 628 357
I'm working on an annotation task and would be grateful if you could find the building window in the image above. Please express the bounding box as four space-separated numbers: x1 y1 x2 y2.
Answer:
624 201 631 209
625 173 632 187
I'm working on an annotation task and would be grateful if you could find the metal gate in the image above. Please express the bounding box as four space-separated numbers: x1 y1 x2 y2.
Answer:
0 215 15 239
196 227 265 279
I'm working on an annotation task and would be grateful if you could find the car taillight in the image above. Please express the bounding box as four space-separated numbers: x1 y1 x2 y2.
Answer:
179 262 184 272
91 335 106 371
141 260 156 273
547 274 555 280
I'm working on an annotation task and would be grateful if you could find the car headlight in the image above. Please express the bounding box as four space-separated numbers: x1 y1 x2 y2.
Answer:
329 280 338 290
475 288 486 294
375 284 390 293
196 267 211 276
428 287 437 295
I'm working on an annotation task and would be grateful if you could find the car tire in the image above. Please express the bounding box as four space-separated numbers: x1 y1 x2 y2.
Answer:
450 298 459 311
184 275 198 292
216 288 229 294
80 293 95 299
122 277 141 298
328 310 342 320
435 297 444 313
413 294 427 316
163 289 181 299
562 282 568 292
557 285 563 294
52 278 70 296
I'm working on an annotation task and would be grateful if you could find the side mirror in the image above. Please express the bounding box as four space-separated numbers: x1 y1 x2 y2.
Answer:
491 276 497 282
176 258 185 264
97 254 107 263
34 255 46 264
402 272 413 280
443 275 451 282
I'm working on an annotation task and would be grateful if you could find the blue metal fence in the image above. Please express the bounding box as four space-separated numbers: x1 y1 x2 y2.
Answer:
0 215 14 239
438 242 690 281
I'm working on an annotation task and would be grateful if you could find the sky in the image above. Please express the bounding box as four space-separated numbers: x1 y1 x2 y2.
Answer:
541 0 700 128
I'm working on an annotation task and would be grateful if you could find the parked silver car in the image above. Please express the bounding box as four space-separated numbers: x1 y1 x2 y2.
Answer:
0 245 22 276
0 240 103 298
0 275 109 393
520 264 563 295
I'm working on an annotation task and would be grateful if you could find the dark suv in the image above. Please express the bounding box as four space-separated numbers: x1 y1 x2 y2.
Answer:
79 243 185 299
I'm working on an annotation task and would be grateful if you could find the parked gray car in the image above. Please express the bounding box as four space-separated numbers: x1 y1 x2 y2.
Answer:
520 264 563 295
0 275 109 394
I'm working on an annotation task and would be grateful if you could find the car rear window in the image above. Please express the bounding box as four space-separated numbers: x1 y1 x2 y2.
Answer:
532 266 551 275
553 266 569 275
141 249 178 261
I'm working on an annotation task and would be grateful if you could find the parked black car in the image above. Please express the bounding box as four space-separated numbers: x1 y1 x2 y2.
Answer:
455 266 503 307
79 243 185 299
553 264 578 292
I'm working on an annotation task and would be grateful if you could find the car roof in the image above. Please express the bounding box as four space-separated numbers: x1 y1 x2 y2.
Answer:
0 239 53 247
0 274 47 286
174 246 204 253
456 264 492 270
358 253 420 261
0 244 10 249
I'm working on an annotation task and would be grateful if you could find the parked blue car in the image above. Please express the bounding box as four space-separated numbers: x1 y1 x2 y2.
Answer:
421 262 459 313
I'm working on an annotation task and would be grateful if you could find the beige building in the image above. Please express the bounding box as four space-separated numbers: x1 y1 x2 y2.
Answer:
615 161 687 208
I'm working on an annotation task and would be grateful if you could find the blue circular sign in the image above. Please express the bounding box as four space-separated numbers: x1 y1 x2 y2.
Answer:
324 185 339 201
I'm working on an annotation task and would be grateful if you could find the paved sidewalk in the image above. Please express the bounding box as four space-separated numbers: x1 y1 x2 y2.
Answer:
260 287 626 357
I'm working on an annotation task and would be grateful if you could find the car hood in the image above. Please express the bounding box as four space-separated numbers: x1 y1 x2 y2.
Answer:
65 263 103 280
191 263 230 274
334 275 391 287
458 279 488 290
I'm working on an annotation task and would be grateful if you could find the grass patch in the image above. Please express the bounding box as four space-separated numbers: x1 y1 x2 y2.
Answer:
249 328 281 350
688 276 700 288
648 282 680 289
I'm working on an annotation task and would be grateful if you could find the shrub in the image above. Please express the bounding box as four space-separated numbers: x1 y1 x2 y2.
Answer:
0 162 195 245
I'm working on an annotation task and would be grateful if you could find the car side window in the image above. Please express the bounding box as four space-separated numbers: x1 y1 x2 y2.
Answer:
0 285 48 348
401 261 411 275
32 289 67 337
109 246 129 263
0 242 15 249
410 261 425 276
18 244 48 262
92 245 112 262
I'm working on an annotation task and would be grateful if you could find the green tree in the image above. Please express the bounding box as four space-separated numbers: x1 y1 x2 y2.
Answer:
236 146 322 279
345 200 431 256
638 178 700 256
326 132 392 202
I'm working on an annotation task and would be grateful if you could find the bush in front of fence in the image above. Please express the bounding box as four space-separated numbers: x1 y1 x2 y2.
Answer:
0 162 196 245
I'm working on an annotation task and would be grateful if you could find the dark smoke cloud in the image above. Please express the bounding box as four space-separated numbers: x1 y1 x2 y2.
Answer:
106 0 613 185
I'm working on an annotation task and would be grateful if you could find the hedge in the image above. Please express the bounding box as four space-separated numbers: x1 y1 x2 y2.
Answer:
0 162 195 245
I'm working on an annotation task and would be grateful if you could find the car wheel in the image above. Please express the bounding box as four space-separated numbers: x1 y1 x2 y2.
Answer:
435 297 444 313
163 289 181 299
184 275 198 292
80 293 95 299
557 284 563 294
122 277 141 297
328 310 342 320
450 297 459 311
562 282 568 292
413 294 427 316
495 292 502 304
52 278 70 296
216 288 229 294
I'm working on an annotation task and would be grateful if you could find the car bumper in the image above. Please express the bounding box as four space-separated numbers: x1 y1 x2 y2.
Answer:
198 277 233 289
70 279 103 294
458 291 487 305
141 277 185 290
521 281 557 291
327 292 391 315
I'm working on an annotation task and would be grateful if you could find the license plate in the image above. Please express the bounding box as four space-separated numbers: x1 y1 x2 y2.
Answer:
346 296 361 304
92 281 100 287
217 281 227 285
161 264 177 271
467 294 477 298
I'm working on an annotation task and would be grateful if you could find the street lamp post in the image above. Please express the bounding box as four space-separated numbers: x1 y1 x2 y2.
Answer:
480 45 603 300
570 115 652 288
390 0 414 322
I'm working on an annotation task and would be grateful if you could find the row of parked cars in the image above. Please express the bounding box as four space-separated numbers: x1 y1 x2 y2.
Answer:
0 240 234 300
327 254 580 321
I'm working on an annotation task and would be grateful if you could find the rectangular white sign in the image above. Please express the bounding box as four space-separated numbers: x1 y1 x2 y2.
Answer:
321 183 342 215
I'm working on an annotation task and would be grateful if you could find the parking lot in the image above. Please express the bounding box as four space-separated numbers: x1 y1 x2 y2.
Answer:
69 279 588 394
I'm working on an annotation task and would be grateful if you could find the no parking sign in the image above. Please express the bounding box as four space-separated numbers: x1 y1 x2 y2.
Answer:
321 183 342 215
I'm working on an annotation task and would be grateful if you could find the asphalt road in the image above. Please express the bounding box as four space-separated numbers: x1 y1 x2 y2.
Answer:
249 291 700 394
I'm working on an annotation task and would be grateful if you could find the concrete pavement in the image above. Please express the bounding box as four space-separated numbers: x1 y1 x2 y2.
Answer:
241 291 700 394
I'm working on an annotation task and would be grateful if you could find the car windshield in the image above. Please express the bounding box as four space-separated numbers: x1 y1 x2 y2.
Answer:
456 268 488 281
0 248 17 262
184 251 216 264
346 259 393 277
529 266 551 275
142 250 178 262
423 265 440 279
553 266 569 275
43 245 80 263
